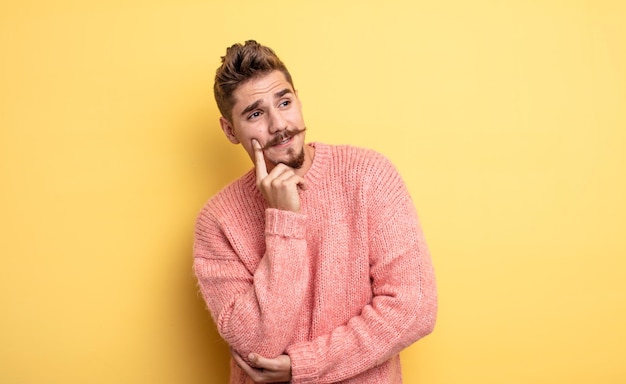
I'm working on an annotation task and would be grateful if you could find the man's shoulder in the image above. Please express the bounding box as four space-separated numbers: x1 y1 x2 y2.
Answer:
199 169 258 217
319 142 396 173
318 142 388 163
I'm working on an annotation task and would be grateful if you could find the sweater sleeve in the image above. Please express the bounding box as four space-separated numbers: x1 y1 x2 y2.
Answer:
194 207 311 360
285 154 438 383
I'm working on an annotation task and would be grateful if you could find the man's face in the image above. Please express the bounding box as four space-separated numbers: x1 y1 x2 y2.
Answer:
220 70 308 172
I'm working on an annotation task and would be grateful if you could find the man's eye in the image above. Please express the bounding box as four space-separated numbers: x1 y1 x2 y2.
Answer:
279 100 291 108
248 111 261 119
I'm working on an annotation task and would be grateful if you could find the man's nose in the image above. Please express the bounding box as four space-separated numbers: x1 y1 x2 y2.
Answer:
268 110 287 134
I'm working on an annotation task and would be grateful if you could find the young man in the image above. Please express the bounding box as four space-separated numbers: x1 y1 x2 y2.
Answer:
194 40 437 384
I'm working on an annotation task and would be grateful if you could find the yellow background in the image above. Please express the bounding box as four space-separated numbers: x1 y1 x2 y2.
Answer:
1 0 625 383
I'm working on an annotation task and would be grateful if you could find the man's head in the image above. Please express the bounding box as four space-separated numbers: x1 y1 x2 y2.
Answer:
214 40 294 123
214 41 312 173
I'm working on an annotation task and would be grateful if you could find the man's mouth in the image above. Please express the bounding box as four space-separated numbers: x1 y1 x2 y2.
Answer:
263 128 305 150
276 135 292 146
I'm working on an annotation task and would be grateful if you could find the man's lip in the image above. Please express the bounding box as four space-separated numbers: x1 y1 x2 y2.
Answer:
277 136 292 145
264 134 295 150
269 137 292 149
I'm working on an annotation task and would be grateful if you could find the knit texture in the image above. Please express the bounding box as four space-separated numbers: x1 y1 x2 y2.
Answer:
194 143 437 384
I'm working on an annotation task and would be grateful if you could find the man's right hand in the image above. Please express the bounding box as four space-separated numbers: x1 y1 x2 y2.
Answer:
253 139 306 213
232 350 292 383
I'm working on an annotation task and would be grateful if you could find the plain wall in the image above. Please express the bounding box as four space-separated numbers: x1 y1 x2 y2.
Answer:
1 0 625 383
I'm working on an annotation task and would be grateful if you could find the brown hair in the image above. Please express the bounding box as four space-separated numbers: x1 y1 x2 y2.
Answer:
214 40 294 122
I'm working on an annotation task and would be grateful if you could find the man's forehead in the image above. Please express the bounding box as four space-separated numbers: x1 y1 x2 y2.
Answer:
236 71 292 99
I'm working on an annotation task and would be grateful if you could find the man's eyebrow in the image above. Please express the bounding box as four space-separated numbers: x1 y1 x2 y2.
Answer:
241 100 262 117
240 89 293 117
275 88 292 98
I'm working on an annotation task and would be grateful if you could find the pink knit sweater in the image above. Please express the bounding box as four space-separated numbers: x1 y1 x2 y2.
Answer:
194 143 437 383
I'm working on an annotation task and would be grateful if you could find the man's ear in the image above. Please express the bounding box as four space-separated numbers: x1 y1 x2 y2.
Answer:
219 117 240 144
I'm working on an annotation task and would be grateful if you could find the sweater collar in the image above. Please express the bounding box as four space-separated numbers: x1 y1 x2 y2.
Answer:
303 142 329 188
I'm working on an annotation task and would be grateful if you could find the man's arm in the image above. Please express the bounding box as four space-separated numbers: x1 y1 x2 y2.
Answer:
239 194 437 384
194 139 310 361
194 206 310 361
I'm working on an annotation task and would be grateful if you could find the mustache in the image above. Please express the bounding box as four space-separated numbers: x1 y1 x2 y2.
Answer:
262 127 307 150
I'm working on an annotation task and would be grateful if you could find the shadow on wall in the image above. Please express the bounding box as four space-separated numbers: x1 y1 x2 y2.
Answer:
177 115 251 382
181 260 231 383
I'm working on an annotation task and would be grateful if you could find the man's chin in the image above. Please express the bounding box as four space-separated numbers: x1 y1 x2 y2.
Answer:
273 148 305 169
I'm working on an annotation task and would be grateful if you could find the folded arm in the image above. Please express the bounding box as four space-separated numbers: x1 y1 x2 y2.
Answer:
194 207 310 360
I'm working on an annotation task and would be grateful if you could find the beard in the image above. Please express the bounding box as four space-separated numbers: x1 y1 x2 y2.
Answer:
281 146 306 169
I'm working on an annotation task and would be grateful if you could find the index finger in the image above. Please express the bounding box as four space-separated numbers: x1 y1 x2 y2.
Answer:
252 139 268 180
